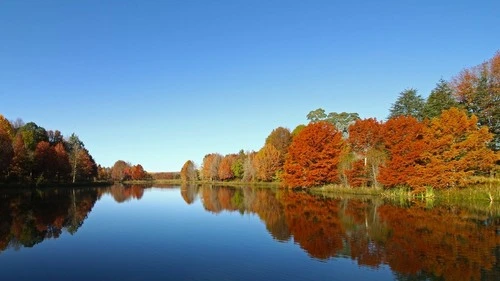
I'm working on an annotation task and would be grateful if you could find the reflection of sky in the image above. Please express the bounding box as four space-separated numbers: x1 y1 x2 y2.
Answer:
0 187 394 281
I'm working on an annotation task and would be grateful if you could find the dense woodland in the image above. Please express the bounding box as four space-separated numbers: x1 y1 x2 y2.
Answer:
0 117 99 185
0 115 159 185
183 52 500 190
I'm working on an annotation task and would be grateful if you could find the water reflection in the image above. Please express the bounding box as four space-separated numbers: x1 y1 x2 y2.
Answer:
185 185 500 280
0 188 98 251
0 184 499 280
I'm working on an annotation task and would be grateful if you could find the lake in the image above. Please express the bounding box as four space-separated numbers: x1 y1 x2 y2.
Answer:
0 184 499 280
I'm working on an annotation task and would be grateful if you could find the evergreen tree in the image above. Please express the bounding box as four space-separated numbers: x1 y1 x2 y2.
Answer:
423 79 459 119
388 88 425 121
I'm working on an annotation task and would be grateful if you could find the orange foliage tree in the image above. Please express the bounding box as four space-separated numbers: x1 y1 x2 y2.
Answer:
130 164 147 180
283 121 344 188
378 116 425 188
346 118 385 187
201 153 222 181
8 134 29 181
75 149 97 181
409 108 496 188
218 154 236 181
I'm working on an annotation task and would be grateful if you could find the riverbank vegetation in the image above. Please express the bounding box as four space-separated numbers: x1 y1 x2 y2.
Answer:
181 51 500 192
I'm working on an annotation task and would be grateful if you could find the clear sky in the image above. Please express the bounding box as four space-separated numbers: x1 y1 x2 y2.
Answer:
1 0 499 172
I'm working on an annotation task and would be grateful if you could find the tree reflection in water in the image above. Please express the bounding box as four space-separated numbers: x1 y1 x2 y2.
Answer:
193 186 500 280
0 184 498 280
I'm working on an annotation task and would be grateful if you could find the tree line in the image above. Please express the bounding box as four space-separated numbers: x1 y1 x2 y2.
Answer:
0 117 98 185
181 51 500 190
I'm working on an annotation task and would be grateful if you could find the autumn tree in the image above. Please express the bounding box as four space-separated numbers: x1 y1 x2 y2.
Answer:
54 142 71 181
265 127 292 160
388 88 425 121
378 116 425 188
8 134 30 181
422 79 459 119
410 108 496 188
129 164 147 180
201 153 222 181
255 144 282 182
180 160 198 182
283 121 344 188
97 165 111 181
218 154 236 181
74 148 97 181
34 141 57 181
452 52 500 150
347 118 385 187
0 114 14 138
111 160 131 182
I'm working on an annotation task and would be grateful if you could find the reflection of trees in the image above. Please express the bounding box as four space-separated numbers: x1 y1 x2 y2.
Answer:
377 204 500 281
198 186 290 241
194 186 500 280
281 191 345 259
0 188 98 253
103 184 145 203
180 183 198 204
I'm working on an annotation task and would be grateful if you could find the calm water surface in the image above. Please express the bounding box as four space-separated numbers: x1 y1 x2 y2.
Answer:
0 185 499 280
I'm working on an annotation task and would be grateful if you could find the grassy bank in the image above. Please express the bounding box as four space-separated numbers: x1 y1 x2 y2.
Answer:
312 182 500 203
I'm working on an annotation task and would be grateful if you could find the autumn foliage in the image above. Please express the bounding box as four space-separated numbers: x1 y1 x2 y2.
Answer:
181 52 500 189
283 121 344 188
377 116 426 188
410 108 496 188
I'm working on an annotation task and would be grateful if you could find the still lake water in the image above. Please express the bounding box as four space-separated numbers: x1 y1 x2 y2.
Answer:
0 184 499 281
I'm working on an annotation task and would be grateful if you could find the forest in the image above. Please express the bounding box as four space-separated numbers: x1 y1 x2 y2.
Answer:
0 116 156 186
0 118 99 185
183 52 500 190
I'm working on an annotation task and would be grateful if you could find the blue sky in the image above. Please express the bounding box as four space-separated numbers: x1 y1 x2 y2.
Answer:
1 0 499 172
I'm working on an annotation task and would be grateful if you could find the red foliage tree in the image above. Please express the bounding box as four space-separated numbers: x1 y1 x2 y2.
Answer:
378 116 425 188
54 142 71 181
283 121 344 188
347 118 384 187
34 141 57 180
